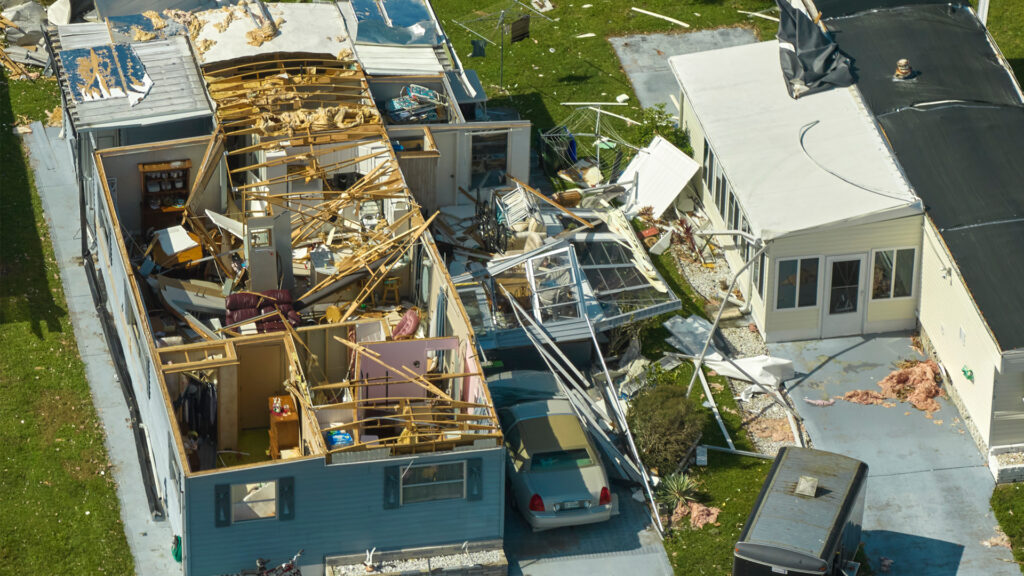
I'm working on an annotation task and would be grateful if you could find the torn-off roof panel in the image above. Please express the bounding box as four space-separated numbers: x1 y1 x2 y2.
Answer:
53 31 212 131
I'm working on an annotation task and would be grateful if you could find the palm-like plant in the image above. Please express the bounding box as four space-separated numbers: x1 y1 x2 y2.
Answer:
656 472 700 510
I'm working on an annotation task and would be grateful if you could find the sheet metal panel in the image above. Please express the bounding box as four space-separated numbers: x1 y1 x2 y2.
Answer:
356 44 443 75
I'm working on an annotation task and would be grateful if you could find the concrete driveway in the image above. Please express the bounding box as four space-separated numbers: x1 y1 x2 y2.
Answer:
610 29 756 112
503 485 671 576
769 334 1016 575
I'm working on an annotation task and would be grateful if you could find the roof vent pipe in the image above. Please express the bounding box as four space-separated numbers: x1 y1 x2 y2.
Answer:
894 58 914 80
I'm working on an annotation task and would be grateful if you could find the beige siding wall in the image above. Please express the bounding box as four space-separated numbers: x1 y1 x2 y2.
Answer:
680 91 922 342
765 216 923 341
920 221 1002 446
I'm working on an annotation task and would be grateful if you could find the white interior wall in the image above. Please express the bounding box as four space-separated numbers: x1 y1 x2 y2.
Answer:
99 139 212 234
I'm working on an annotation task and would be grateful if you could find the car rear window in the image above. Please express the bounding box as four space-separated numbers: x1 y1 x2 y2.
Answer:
530 448 594 471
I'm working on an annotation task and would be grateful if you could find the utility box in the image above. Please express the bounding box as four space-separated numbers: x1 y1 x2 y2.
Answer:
734 447 868 576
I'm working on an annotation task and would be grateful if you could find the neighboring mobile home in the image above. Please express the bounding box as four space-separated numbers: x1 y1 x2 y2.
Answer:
816 0 1024 456
672 0 1024 459
670 40 923 343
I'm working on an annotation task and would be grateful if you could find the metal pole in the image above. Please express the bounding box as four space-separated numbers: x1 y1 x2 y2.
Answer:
686 243 766 397
499 10 506 89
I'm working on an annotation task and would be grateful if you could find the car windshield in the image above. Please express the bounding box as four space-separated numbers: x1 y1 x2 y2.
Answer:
530 448 594 471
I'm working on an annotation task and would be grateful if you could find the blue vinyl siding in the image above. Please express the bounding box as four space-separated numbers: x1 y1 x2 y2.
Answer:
184 447 505 576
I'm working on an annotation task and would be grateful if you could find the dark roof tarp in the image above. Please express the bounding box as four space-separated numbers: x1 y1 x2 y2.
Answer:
878 106 1024 231
813 0 954 18
942 223 1024 352
827 4 1021 114
775 0 853 99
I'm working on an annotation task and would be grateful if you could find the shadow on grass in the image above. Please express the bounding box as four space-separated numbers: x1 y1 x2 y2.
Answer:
0 73 66 337
1009 58 1024 87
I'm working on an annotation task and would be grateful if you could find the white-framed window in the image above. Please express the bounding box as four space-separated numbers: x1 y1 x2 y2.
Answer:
401 461 466 505
231 481 277 522
776 257 819 310
871 248 915 300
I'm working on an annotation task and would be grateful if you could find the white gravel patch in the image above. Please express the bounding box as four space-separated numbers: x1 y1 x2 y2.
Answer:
996 451 1024 466
665 242 808 456
330 550 505 576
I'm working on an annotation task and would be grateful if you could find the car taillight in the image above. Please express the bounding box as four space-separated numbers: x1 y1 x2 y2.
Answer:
599 487 611 506
529 494 545 512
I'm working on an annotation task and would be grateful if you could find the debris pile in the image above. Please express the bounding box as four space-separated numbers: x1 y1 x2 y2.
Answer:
670 501 721 530
981 526 1011 549
843 359 944 412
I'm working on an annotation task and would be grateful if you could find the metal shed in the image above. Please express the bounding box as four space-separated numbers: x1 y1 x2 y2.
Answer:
734 447 867 576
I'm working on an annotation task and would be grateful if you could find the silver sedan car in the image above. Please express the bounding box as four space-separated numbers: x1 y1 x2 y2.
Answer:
499 398 613 531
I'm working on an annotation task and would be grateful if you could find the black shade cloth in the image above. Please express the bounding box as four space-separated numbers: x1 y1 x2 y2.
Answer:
826 3 1021 114
814 0 954 18
775 0 854 99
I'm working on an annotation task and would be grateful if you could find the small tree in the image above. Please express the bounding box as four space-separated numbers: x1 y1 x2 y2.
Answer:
627 366 706 473
629 103 693 156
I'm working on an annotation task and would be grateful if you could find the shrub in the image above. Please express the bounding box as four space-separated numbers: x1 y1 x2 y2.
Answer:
627 367 706 473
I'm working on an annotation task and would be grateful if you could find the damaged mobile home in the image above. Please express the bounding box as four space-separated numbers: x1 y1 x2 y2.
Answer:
48 1 673 573
52 2 510 574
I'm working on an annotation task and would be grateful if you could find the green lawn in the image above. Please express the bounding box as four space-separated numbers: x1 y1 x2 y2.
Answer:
992 484 1024 572
0 72 135 573
434 0 777 131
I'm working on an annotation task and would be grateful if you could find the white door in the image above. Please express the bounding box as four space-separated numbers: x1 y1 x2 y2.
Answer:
821 254 866 338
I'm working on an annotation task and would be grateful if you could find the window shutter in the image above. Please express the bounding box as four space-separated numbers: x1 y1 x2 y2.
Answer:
467 458 483 501
214 484 231 527
383 465 400 509
279 477 295 521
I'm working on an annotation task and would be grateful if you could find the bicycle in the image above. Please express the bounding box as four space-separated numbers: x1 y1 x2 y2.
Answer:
221 549 304 576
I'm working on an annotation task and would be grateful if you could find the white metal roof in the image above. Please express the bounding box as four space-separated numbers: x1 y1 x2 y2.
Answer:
194 2 353 65
354 44 443 76
618 135 700 219
669 41 920 240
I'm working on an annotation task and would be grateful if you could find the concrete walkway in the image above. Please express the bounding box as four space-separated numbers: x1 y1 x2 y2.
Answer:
769 334 1016 575
610 29 756 113
23 123 180 576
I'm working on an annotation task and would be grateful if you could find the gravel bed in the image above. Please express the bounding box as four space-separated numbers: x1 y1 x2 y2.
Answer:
668 243 808 456
330 550 505 575
996 452 1024 466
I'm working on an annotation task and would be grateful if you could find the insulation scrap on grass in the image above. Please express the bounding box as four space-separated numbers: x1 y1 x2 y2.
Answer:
45 106 61 127
982 526 1012 548
671 501 721 530
842 359 944 412
746 417 793 442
